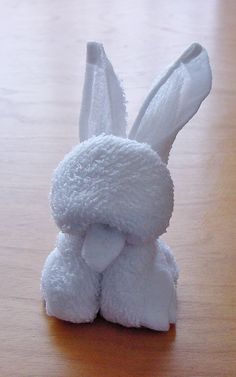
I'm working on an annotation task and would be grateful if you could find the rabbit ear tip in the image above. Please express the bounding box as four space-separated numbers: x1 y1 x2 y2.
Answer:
181 42 204 63
86 41 104 64
190 42 203 50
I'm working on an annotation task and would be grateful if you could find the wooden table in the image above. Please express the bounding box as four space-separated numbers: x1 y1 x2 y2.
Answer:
1 1 235 376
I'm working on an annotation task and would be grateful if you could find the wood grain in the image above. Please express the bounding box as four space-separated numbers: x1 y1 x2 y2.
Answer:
0 1 236 376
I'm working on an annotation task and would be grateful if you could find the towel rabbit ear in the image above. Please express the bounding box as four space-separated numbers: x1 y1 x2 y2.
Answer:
79 42 127 141
129 43 212 163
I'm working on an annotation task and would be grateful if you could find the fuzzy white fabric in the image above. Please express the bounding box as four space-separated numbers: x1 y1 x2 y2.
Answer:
50 135 173 243
129 43 212 163
41 233 100 323
79 42 127 141
41 41 212 331
41 232 178 329
101 239 178 330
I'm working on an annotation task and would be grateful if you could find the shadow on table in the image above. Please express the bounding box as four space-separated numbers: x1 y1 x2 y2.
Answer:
46 310 176 377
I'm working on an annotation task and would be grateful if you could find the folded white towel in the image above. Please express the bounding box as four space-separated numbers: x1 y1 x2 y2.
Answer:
41 42 212 331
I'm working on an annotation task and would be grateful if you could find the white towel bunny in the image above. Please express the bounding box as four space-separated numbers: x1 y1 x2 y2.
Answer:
41 42 212 331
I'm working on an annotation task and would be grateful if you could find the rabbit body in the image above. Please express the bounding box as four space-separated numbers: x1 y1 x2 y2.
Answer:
41 42 211 331
42 232 178 330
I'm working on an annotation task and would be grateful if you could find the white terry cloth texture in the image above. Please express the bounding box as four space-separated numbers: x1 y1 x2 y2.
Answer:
41 41 212 331
50 134 174 243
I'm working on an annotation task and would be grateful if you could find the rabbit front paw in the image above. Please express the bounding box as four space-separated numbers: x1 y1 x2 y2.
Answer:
141 269 177 331
41 248 100 323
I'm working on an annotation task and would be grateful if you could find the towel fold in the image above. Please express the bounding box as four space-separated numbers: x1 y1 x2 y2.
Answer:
41 41 211 331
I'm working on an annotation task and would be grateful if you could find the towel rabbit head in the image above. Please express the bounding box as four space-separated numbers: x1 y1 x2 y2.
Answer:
50 42 212 272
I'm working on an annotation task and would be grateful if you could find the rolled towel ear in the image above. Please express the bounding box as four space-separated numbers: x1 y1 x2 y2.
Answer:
129 43 212 163
81 224 126 273
79 42 127 141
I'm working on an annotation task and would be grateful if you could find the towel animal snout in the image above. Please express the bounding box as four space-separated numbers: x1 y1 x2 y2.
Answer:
81 223 126 273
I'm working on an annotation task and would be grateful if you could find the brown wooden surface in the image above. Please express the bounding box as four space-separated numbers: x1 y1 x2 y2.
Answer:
0 1 236 376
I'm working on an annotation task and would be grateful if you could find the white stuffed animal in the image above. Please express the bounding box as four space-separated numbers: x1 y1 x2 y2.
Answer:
41 42 212 331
